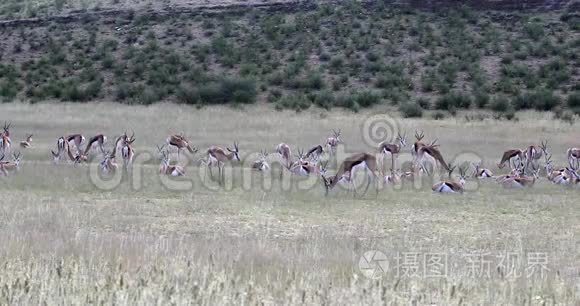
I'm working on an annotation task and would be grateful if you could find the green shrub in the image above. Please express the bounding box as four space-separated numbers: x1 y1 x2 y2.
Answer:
399 102 423 118
512 89 560 111
416 97 431 110
354 90 381 107
473 91 490 108
435 91 472 110
566 92 580 113
276 94 310 111
489 95 511 112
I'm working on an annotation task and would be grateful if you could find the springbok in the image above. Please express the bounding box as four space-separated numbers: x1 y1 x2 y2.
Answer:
85 134 107 155
497 149 525 170
66 134 86 156
566 147 580 169
120 131 136 170
19 134 33 148
51 136 67 164
99 148 118 175
378 131 408 173
251 150 271 172
321 153 380 196
472 162 493 178
411 130 427 157
416 140 449 175
501 164 539 188
0 122 12 155
158 145 185 177
206 141 240 183
276 143 292 169
65 141 88 165
524 140 548 171
432 165 467 194
383 169 402 186
166 134 197 160
325 129 342 154
304 144 324 162
0 152 21 176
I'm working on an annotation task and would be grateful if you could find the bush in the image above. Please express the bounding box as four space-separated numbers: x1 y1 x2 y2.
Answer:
512 89 560 111
399 102 423 118
473 91 490 108
416 97 431 110
354 90 381 107
432 112 445 120
489 95 511 112
435 91 472 110
276 94 310 111
567 92 580 113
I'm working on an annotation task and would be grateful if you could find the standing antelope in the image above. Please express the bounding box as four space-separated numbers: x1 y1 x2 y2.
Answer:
19 134 33 148
206 141 240 183
0 122 12 155
411 130 427 157
276 143 292 169
378 131 408 173
66 134 86 156
252 150 271 172
0 152 21 176
85 134 107 155
524 140 548 171
120 131 136 170
472 162 493 178
166 134 197 160
497 149 525 170
566 147 580 169
158 145 185 177
432 165 467 194
321 153 380 196
51 136 67 164
325 129 342 154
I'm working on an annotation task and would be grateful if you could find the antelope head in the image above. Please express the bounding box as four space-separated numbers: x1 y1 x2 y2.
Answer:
332 129 342 143
447 164 456 179
320 160 329 175
12 152 21 166
396 131 408 148
540 140 549 156
259 149 269 161
126 131 136 145
414 130 425 142
3 121 11 136
227 141 240 161
458 165 467 185
295 148 305 162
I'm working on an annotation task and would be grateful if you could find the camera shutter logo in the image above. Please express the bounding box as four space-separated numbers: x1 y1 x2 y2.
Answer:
359 250 389 279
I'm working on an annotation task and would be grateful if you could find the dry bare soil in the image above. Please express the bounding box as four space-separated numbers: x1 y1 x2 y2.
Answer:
0 102 578 304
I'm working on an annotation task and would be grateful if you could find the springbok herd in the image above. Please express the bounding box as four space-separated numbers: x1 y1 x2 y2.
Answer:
1 121 580 196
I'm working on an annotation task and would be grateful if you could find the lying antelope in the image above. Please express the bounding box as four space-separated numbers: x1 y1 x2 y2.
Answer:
498 149 525 170
378 131 407 173
0 152 21 176
325 129 342 154
383 169 402 186
500 164 539 188
158 145 185 177
166 134 197 160
251 150 271 172
0 122 12 155
19 134 33 148
206 141 240 183
321 152 380 196
472 162 493 178
432 165 467 194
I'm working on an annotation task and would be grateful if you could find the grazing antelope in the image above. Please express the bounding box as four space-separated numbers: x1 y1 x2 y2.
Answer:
0 152 21 176
206 141 240 183
84 134 107 156
383 169 402 186
497 149 525 170
65 141 88 165
304 144 324 162
252 150 271 172
19 134 33 148
51 136 67 164
166 134 197 160
66 134 86 155
524 140 548 171
120 131 136 170
472 162 493 178
416 140 450 174
432 165 467 194
566 147 580 169
0 122 12 155
158 145 185 177
321 153 380 196
276 143 292 169
325 129 342 154
378 131 408 173
286 149 327 176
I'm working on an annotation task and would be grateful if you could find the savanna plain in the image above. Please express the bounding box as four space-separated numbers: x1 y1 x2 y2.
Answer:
0 102 578 304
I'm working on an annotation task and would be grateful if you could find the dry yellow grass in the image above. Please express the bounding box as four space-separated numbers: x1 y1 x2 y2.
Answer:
0 102 578 304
